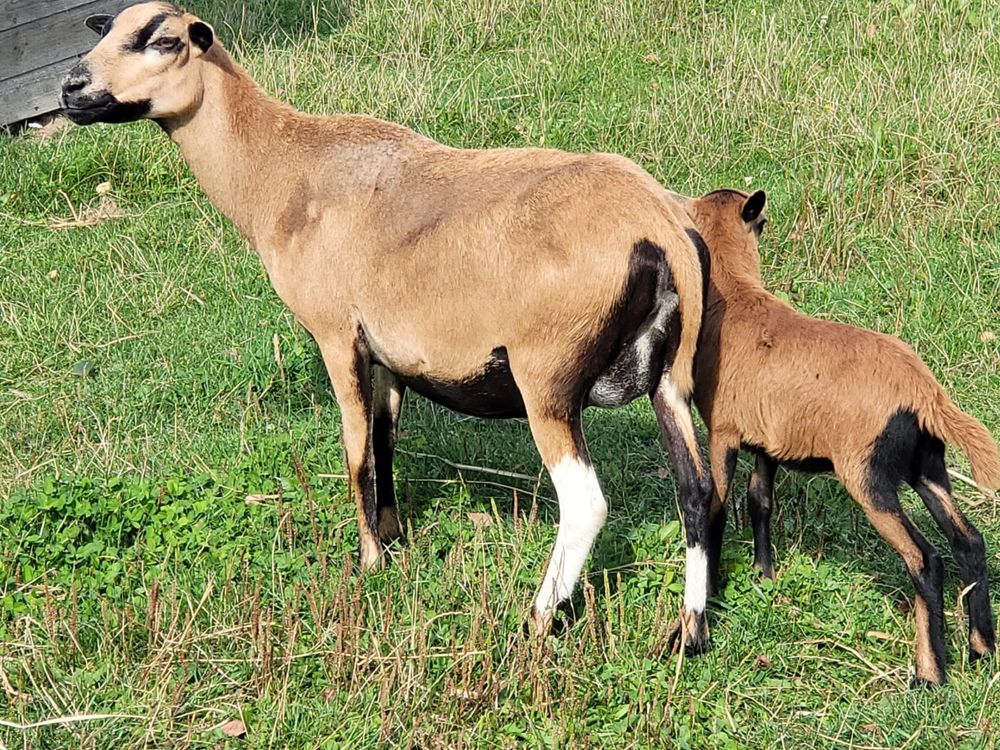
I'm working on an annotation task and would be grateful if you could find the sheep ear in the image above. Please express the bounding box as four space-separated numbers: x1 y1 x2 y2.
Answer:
85 14 112 35
189 21 214 53
741 190 767 223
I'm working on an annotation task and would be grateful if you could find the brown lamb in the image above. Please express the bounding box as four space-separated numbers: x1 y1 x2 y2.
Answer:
680 187 999 685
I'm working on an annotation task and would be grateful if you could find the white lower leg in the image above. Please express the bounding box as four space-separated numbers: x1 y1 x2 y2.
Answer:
683 545 709 613
533 455 608 617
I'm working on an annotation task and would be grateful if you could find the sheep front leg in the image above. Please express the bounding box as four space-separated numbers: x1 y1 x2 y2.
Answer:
319 335 382 570
707 433 739 592
747 453 778 579
372 365 406 544
652 377 715 654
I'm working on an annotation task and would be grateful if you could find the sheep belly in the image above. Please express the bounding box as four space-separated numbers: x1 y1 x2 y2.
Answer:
397 347 527 419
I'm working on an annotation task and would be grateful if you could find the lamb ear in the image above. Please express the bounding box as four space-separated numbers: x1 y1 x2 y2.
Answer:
189 20 214 53
741 190 766 223
85 14 112 35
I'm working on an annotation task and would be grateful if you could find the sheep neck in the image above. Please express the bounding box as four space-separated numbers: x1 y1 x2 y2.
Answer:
161 45 302 249
707 252 764 302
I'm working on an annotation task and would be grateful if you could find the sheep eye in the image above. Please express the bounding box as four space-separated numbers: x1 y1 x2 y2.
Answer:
149 36 180 51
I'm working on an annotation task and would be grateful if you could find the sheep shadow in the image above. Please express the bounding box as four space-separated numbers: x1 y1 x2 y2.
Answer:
393 398 653 586
721 455 1000 647
291 348 650 603
392 401 1000 646
291 344 999 647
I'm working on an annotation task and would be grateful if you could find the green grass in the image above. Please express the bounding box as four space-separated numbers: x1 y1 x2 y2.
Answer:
1 0 999 747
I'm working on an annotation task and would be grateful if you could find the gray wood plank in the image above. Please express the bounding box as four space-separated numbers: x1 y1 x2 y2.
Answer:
1 0 104 31
0 0 131 81
0 54 81 123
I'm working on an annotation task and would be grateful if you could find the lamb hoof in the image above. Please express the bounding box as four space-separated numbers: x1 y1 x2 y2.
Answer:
969 628 995 662
377 507 405 545
969 645 994 664
909 671 945 689
359 539 384 572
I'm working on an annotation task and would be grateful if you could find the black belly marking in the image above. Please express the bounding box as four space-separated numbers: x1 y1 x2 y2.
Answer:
743 442 834 474
399 347 526 419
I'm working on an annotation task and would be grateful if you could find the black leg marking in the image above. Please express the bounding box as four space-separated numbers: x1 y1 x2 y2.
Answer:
869 491 947 685
372 412 402 542
748 453 777 578
651 385 714 655
372 367 405 544
863 410 947 684
707 499 727 595
351 341 381 560
913 438 995 661
707 438 738 594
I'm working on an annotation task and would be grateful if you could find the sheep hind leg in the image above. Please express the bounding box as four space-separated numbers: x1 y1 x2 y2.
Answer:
525 404 607 636
372 366 406 544
652 377 714 655
912 440 995 662
840 469 947 686
747 453 778 579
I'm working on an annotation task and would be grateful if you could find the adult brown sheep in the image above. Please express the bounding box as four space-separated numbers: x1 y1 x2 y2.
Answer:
60 3 718 647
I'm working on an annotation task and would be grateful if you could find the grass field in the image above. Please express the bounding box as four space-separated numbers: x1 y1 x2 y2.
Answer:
1 0 999 747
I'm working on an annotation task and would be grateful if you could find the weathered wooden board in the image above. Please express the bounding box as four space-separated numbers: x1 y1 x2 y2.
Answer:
1 0 105 30
0 55 84 123
1 0 132 125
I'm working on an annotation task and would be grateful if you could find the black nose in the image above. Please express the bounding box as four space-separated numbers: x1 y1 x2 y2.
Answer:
62 62 91 95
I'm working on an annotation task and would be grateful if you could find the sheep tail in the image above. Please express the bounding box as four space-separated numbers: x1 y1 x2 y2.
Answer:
923 392 1000 491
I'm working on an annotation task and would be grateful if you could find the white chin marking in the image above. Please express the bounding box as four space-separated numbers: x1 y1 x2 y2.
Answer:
684 545 708 613
533 455 608 615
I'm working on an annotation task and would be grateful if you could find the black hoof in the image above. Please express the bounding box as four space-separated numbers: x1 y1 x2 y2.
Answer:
685 611 711 655
665 609 710 656
753 562 776 580
969 627 995 663
969 647 994 664
523 605 569 638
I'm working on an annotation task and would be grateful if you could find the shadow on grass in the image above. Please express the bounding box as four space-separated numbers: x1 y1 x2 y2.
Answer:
269 342 1000 663
726 461 1000 655
292 346 1000 645
288 348 650 617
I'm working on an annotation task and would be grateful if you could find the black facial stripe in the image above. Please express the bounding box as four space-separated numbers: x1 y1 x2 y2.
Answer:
127 12 171 51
